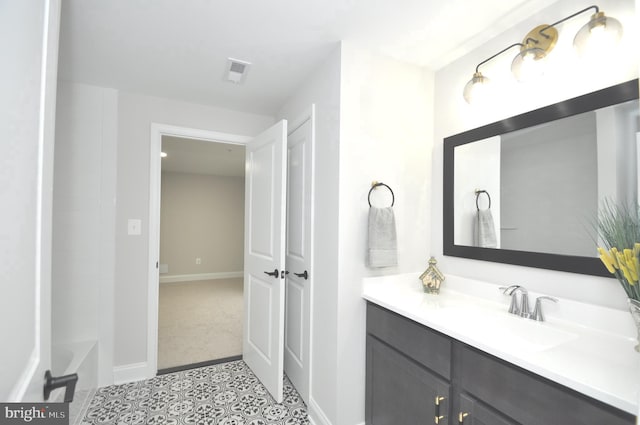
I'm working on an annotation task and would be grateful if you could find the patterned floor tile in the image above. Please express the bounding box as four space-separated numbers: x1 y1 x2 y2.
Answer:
80 360 309 425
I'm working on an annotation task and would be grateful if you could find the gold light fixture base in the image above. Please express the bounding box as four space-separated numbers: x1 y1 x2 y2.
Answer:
522 24 558 55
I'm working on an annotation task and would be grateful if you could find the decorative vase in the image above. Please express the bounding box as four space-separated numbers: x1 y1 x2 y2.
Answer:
628 299 640 352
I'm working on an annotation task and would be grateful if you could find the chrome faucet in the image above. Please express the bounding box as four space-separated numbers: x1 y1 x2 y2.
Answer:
518 287 531 319
499 285 530 318
500 286 559 321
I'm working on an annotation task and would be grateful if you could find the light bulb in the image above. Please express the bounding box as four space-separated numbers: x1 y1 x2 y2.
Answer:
463 72 491 105
574 11 623 57
511 47 547 82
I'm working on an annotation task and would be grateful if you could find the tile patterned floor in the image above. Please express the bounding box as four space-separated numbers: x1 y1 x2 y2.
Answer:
80 360 309 425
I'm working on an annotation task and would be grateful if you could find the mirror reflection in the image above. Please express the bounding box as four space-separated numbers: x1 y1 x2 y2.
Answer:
454 99 639 258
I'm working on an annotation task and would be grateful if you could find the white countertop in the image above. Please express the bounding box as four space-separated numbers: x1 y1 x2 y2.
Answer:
362 273 640 415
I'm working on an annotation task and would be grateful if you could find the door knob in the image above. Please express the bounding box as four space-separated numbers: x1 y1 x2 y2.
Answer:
294 270 308 280
264 269 279 278
44 370 78 403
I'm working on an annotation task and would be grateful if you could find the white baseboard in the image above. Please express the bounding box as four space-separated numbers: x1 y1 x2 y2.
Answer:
159 271 243 284
113 362 148 385
308 397 333 425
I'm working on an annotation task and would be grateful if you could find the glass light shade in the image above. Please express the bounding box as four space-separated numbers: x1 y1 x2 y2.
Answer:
463 72 491 104
511 47 547 82
573 12 623 57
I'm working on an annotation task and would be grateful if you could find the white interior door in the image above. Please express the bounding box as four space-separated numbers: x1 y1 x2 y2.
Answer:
284 111 314 404
1 0 60 401
243 120 288 403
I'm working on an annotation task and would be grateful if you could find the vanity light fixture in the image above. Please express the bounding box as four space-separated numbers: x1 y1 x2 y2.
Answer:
463 5 623 104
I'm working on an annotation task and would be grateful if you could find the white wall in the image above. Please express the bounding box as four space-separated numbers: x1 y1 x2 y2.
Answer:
278 43 434 425
53 81 117 385
277 44 342 425
160 171 244 276
432 0 639 310
114 91 274 367
336 43 434 425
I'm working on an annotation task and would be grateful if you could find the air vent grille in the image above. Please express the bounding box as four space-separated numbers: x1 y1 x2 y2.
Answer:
225 58 251 84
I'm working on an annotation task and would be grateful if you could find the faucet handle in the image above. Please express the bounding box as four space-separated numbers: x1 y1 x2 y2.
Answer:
499 285 520 295
499 285 521 315
532 296 558 322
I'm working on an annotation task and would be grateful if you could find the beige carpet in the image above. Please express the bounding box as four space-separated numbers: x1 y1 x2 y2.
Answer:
158 278 243 370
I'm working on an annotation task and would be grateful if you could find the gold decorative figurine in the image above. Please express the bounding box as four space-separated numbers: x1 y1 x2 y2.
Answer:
419 257 445 294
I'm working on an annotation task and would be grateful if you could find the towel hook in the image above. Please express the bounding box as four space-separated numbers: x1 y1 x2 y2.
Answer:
368 182 395 207
475 189 491 211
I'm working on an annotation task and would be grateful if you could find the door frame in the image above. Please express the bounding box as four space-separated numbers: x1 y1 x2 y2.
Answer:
147 123 250 376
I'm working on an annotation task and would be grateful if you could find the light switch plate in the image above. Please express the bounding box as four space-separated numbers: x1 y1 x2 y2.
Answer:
128 219 142 236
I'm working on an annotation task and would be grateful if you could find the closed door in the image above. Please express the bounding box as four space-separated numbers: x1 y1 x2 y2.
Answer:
243 120 288 403
284 112 314 404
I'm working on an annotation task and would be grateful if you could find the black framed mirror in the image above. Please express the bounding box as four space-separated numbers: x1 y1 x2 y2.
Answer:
443 79 639 277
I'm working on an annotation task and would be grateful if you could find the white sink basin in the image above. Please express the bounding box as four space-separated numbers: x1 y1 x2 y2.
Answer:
475 315 579 352
422 294 578 352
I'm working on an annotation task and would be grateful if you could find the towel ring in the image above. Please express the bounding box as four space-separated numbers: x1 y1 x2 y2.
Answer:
475 190 491 210
368 182 395 207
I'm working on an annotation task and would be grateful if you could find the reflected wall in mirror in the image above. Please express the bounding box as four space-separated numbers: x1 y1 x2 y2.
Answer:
444 79 639 276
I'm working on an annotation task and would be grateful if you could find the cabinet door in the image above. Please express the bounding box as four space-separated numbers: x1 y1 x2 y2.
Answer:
457 394 518 425
458 344 635 425
366 335 450 425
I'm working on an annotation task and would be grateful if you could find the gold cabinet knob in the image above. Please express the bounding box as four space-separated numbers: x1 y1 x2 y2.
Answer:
458 412 469 423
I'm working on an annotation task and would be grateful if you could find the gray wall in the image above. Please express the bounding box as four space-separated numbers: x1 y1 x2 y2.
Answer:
500 112 598 257
160 172 244 276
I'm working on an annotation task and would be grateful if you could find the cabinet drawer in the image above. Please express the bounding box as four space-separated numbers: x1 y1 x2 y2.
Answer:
367 302 451 379
457 344 635 425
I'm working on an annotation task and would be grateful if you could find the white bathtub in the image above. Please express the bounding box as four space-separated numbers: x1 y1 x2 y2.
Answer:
51 341 98 402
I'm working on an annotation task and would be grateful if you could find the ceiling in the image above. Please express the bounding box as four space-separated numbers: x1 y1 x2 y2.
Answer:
161 136 245 177
58 0 558 116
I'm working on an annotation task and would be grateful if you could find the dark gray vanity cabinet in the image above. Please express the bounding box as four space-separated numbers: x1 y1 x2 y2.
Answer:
366 302 451 425
366 336 450 424
365 302 636 425
457 394 517 425
456 344 634 425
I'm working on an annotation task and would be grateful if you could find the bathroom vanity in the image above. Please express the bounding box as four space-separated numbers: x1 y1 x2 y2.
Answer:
363 274 638 425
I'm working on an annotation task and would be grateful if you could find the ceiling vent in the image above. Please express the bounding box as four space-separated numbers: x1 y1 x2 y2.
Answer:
225 58 251 84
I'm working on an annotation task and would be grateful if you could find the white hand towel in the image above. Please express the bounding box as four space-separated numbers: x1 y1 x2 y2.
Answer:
475 209 497 248
368 207 398 267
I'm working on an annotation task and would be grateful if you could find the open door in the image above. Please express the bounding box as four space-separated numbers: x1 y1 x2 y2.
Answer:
243 120 287 403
